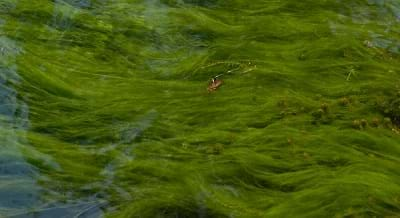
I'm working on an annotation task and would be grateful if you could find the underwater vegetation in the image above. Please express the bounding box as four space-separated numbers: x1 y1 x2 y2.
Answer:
1 0 400 217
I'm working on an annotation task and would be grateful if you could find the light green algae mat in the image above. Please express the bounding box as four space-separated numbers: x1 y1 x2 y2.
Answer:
1 0 400 217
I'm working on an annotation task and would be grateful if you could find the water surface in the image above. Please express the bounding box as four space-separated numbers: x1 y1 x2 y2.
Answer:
1 0 400 217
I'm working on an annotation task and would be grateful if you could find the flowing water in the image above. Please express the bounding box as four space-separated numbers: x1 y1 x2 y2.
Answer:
1 0 400 217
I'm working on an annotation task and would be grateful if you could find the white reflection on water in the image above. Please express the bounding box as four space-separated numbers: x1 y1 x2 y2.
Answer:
57 0 92 9
0 14 105 216
51 0 79 30
0 29 43 216
94 110 158 202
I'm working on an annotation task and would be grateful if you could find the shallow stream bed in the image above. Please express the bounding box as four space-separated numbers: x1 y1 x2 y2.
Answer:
1 0 400 217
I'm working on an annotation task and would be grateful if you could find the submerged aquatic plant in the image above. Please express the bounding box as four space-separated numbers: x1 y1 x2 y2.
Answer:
1 0 400 217
378 91 400 127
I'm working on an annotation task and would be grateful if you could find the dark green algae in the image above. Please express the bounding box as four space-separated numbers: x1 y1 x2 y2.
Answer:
1 0 400 217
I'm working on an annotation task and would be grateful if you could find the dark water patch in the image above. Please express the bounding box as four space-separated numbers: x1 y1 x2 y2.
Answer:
9 200 107 218
52 0 92 9
0 183 40 210
0 161 38 176
376 91 400 127
182 0 218 7
161 0 219 8
377 200 400 216
316 158 350 168
181 27 215 43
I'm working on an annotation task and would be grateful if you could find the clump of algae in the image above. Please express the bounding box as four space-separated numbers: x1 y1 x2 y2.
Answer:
1 0 400 217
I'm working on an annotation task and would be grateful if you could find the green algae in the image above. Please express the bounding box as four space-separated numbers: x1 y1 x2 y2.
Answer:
1 0 400 217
